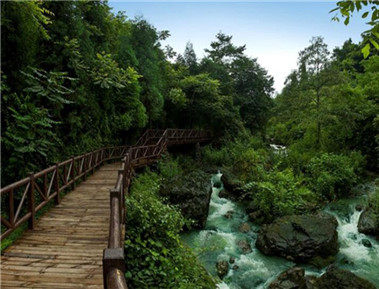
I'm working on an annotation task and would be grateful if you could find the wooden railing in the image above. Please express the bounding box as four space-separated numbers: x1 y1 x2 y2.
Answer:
0 128 211 289
0 145 130 241
103 129 211 289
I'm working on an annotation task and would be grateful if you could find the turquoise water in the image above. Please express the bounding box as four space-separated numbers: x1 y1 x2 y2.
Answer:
181 174 379 289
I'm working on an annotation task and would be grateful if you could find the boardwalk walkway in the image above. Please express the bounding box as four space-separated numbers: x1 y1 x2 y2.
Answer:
1 163 120 289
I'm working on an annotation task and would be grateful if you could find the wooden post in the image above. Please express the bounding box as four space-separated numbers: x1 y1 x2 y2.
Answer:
102 248 126 289
28 173 36 229
71 157 76 190
9 189 15 226
55 163 61 205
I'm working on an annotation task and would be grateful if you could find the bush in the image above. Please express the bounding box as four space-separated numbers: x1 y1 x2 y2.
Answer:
245 169 316 223
124 169 215 289
307 153 359 200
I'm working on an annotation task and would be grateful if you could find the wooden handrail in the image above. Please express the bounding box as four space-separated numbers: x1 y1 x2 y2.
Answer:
0 128 211 289
103 128 211 289
0 145 130 241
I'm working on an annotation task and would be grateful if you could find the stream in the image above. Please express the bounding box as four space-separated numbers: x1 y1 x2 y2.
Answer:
181 173 379 289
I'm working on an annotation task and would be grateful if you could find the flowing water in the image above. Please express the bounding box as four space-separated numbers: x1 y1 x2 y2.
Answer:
181 174 379 289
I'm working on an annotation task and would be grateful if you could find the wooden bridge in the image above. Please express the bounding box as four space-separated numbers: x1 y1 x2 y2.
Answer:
0 129 212 289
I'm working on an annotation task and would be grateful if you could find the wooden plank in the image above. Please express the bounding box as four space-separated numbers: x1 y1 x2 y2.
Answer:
0 163 119 288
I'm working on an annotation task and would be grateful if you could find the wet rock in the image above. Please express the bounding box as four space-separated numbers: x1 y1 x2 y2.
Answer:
216 260 229 279
239 222 251 233
269 267 377 289
159 170 212 229
232 265 239 270
213 180 222 189
355 204 363 211
218 190 228 198
220 170 245 200
229 257 235 264
358 208 379 237
256 213 339 262
237 239 252 254
314 266 377 289
268 267 306 289
362 238 372 248
224 210 234 219
249 210 264 223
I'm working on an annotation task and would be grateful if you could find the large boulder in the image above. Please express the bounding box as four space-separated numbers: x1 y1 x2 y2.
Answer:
256 213 338 262
269 267 377 289
160 170 212 229
268 267 307 289
313 267 377 289
358 208 379 237
220 170 245 200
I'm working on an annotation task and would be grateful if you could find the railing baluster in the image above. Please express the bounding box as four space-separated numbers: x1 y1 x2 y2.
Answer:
9 189 15 226
71 157 76 190
55 164 61 205
28 173 36 229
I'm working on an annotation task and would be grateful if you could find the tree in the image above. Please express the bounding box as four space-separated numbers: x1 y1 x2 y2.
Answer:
297 36 336 147
183 42 198 74
330 0 379 58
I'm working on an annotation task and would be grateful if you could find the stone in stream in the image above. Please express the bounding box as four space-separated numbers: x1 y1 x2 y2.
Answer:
224 210 234 219
239 222 251 233
229 257 235 264
216 260 229 279
355 204 363 211
256 213 339 262
237 239 252 254
268 267 307 289
220 169 245 200
362 238 372 248
313 266 377 289
358 208 379 237
269 266 377 289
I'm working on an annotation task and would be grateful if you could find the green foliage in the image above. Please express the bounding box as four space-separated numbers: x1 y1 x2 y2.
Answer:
307 153 359 200
245 169 316 223
331 0 379 58
368 189 379 218
125 170 215 289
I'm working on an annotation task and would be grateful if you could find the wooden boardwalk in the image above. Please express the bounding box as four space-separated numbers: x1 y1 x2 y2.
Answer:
1 163 120 289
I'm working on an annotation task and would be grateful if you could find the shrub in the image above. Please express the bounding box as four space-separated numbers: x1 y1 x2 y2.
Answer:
245 169 316 223
124 169 215 289
307 153 359 200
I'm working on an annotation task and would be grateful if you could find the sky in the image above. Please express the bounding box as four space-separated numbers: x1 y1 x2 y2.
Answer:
109 1 369 93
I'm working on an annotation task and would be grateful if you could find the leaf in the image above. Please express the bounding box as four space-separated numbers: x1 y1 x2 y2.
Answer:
362 11 369 18
344 17 350 25
362 43 371 58
369 38 379 50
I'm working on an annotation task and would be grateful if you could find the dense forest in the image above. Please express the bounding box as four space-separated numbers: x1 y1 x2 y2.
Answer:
1 1 379 289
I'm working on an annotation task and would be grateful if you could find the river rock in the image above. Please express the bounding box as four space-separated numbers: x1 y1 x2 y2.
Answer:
358 208 379 237
216 260 229 279
220 170 245 200
269 267 376 289
268 267 307 289
239 222 251 233
237 239 252 254
224 210 234 219
355 204 363 211
313 266 377 289
362 238 372 248
229 257 235 264
159 170 212 229
256 213 339 262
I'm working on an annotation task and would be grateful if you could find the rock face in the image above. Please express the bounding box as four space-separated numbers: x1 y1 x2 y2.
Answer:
268 267 307 289
269 267 377 289
256 213 339 262
160 170 212 229
358 208 379 237
216 260 229 279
